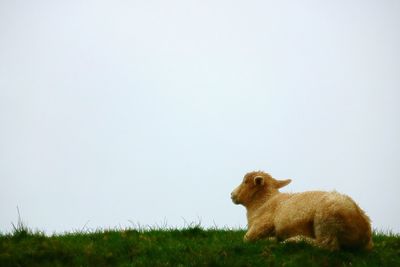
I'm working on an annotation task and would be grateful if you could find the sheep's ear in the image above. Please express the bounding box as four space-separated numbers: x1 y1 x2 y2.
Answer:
254 176 265 186
276 179 291 188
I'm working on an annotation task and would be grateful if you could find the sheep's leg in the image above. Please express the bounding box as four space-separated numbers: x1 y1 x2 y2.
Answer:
244 228 264 242
314 212 341 251
316 236 340 251
244 221 274 242
283 235 317 246
283 235 339 251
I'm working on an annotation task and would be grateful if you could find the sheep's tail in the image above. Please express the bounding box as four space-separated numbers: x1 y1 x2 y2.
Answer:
333 194 373 250
344 196 373 250
356 204 374 250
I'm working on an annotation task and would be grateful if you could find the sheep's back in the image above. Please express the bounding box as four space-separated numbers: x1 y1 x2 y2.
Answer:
276 191 329 218
273 191 359 238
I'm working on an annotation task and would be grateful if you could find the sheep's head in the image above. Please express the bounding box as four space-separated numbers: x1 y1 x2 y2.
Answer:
231 171 291 207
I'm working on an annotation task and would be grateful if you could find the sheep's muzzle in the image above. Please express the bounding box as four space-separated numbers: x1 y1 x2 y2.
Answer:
231 190 240 205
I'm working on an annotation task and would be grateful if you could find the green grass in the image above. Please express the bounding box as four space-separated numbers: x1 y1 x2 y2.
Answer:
1 224 399 267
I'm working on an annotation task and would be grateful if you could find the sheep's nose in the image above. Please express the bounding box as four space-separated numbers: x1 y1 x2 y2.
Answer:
231 192 239 204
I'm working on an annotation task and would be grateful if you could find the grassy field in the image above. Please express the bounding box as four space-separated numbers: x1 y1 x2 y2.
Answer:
1 224 399 267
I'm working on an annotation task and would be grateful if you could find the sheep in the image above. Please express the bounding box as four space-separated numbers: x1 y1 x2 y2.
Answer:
230 171 373 251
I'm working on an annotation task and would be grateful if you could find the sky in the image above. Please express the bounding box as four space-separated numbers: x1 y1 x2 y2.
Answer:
1 0 399 234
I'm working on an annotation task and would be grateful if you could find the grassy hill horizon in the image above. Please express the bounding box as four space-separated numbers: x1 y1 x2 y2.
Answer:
1 221 400 267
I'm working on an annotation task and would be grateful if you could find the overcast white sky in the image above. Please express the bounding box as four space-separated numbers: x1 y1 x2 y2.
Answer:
1 0 399 234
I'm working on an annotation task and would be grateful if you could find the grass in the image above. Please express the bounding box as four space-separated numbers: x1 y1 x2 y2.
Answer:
1 223 399 267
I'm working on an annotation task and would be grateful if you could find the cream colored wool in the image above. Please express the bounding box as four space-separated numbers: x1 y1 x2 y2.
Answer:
231 171 373 251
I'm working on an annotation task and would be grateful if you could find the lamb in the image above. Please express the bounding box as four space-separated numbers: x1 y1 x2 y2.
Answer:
230 171 373 251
